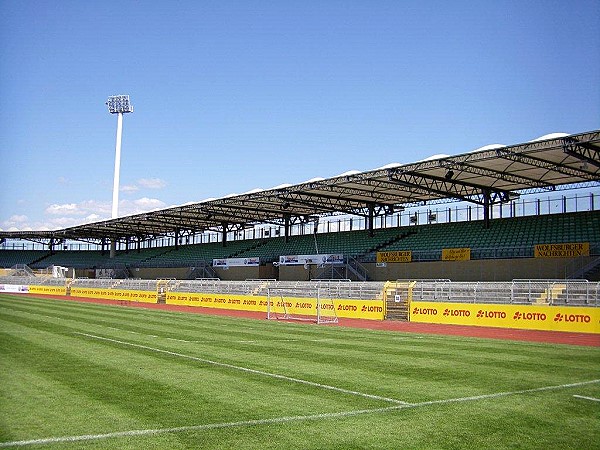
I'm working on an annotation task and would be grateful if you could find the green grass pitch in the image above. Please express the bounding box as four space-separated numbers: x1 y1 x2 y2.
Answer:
1 293 599 449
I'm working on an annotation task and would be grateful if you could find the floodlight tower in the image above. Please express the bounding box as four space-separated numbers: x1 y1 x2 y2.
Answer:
106 95 134 219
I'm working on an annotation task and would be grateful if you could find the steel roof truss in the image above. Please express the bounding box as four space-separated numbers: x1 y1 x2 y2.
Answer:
562 137 600 169
496 149 597 181
387 170 514 206
440 161 554 189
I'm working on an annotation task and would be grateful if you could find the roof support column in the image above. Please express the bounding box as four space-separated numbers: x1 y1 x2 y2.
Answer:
174 228 180 250
221 222 228 247
284 214 290 243
367 203 375 237
483 190 491 229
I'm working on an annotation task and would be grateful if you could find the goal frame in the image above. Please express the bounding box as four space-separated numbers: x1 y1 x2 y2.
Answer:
266 285 338 324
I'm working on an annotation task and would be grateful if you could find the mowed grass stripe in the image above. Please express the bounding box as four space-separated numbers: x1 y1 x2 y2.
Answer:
3 296 599 377
2 295 599 402
1 298 418 400
76 332 409 405
0 307 514 403
2 295 369 344
2 379 599 449
0 312 395 413
0 317 387 444
1 326 370 420
4 294 592 359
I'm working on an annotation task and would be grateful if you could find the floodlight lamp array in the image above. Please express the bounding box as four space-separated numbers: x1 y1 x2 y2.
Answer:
106 95 133 114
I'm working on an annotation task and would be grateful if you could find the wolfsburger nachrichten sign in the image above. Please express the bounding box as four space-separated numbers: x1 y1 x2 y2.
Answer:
534 242 589 258
442 247 471 261
376 251 412 263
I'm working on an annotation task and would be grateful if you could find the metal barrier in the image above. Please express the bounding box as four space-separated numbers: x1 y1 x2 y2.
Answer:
411 279 599 306
1 275 598 306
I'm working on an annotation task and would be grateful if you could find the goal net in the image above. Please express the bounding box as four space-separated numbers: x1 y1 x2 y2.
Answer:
266 284 338 324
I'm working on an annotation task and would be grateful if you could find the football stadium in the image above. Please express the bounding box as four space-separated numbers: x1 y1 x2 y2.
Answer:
1 130 599 448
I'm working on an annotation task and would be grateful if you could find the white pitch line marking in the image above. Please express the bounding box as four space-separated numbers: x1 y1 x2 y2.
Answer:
413 379 600 406
166 337 196 343
573 394 600 402
75 332 408 405
2 378 598 448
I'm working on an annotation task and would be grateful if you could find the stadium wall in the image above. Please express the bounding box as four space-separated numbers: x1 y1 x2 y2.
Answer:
213 265 278 281
278 265 312 281
124 256 593 282
129 265 278 281
364 256 595 282
132 267 190 279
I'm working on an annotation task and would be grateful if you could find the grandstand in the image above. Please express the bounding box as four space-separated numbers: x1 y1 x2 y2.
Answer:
1 208 598 281
1 130 599 282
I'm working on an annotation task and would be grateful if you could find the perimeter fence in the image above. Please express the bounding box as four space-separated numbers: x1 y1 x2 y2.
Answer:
169 279 385 300
407 279 600 306
2 275 599 307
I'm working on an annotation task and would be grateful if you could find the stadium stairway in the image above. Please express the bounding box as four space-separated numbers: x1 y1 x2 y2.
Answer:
569 256 600 281
364 230 418 255
383 281 413 321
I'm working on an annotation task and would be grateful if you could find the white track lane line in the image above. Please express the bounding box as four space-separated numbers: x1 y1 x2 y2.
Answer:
74 332 409 405
2 379 598 448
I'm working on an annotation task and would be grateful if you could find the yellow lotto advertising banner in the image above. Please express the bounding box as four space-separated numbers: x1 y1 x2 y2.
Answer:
167 292 385 320
534 242 589 258
377 251 412 263
28 285 67 296
442 248 471 261
167 292 267 312
336 299 384 320
70 288 157 303
410 301 600 334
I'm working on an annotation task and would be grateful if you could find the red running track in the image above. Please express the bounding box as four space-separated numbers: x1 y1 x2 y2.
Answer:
30 294 600 347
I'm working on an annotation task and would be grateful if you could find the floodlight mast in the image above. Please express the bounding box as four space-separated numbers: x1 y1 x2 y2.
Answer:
106 95 133 219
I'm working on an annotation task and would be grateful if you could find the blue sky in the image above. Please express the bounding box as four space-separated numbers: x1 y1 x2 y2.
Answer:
1 0 599 231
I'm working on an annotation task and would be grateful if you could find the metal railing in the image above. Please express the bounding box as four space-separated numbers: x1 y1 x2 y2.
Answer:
410 279 599 306
2 275 598 306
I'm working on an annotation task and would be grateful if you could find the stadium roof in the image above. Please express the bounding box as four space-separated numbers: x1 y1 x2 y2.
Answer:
2 129 599 245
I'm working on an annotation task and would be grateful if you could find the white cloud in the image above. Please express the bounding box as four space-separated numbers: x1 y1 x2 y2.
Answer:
46 203 81 215
51 216 83 227
2 196 169 232
120 184 140 193
2 215 29 229
6 226 32 232
8 215 28 223
79 200 112 216
128 197 167 212
138 178 167 189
